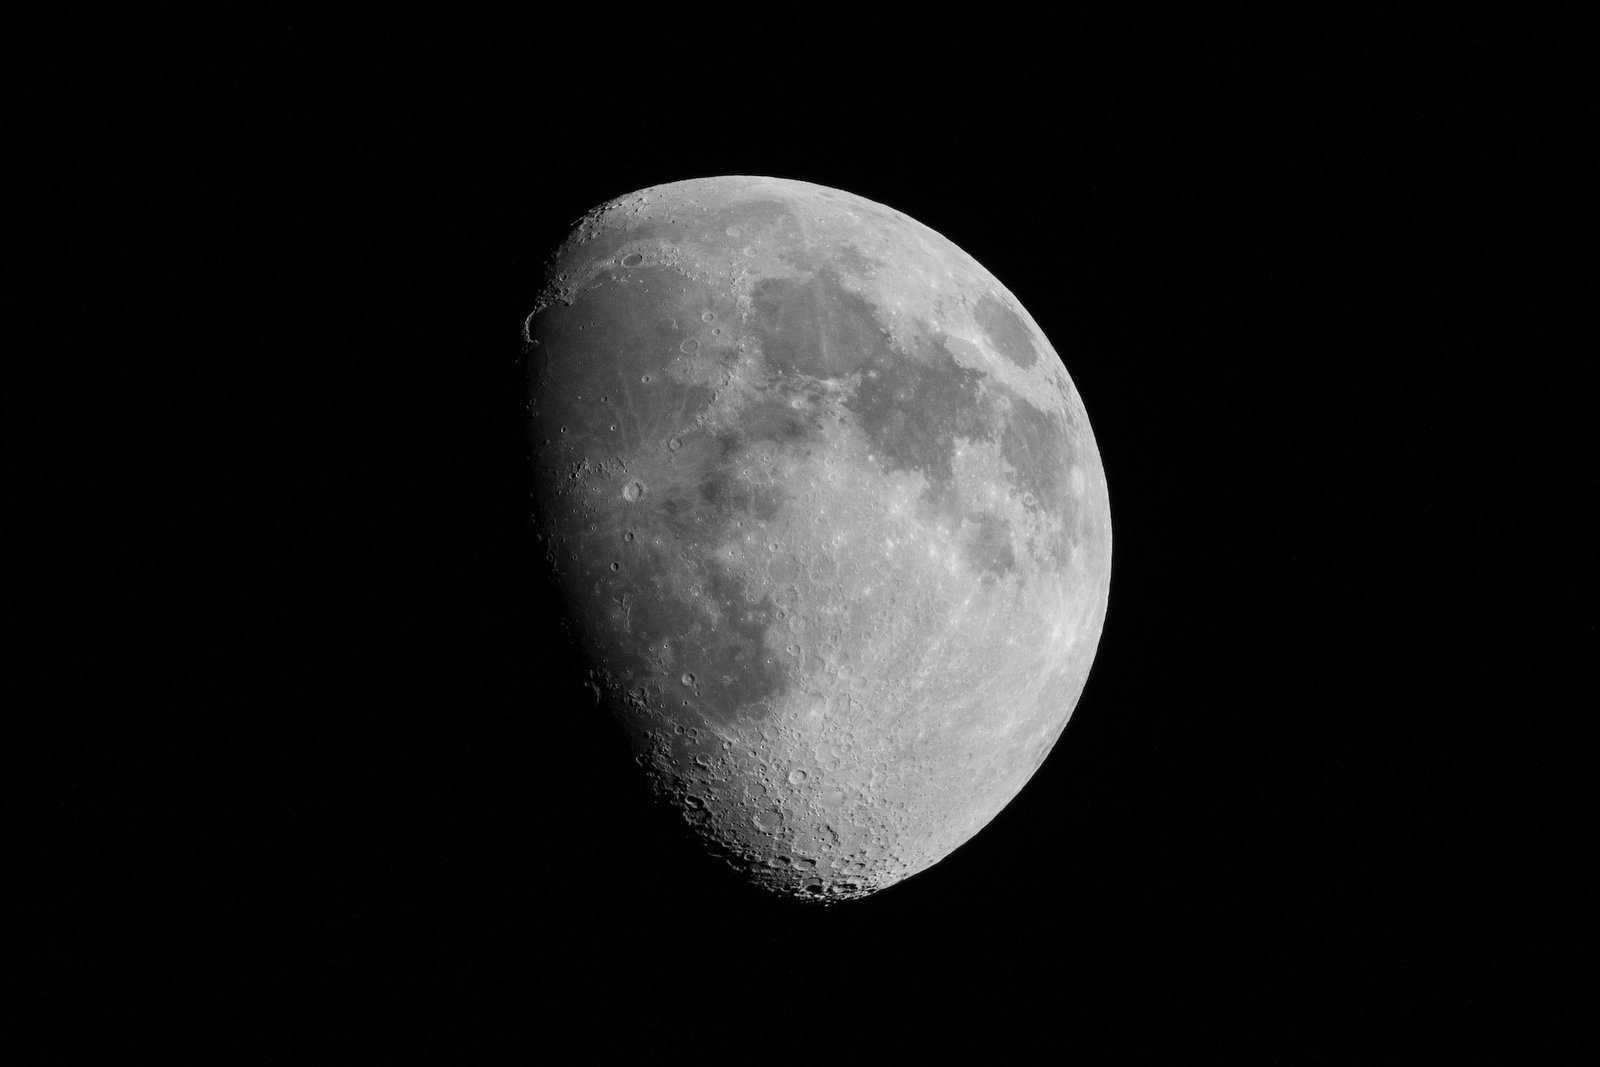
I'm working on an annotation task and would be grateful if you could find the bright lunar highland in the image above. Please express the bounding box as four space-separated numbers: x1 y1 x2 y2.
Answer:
524 176 1111 900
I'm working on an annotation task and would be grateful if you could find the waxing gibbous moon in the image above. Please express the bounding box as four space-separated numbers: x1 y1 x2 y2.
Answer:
524 176 1111 900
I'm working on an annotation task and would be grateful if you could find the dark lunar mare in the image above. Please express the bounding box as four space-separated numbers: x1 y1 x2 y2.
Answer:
529 266 791 730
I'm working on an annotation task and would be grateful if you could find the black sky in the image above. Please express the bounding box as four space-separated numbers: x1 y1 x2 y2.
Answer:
23 12 1592 1061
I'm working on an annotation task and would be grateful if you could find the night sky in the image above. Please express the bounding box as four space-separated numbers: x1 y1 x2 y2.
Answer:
24 12 1589 1061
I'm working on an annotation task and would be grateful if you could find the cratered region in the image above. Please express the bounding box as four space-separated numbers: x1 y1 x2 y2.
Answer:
524 176 1111 901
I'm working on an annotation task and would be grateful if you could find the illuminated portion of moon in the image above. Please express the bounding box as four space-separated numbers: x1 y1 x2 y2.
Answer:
524 176 1111 900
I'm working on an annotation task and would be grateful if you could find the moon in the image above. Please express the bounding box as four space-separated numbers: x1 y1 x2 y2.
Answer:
524 176 1111 901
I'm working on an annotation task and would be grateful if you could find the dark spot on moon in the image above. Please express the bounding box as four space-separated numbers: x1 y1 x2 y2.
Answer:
736 380 828 448
974 294 1040 369
527 267 716 446
749 268 891 379
847 328 987 498
697 468 779 523
697 469 734 508
689 560 785 725
997 389 1069 517
963 513 1016 579
832 243 881 276
620 252 644 267
526 261 794 725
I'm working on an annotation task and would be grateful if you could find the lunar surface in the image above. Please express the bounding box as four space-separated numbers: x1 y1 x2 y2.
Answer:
524 176 1111 901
